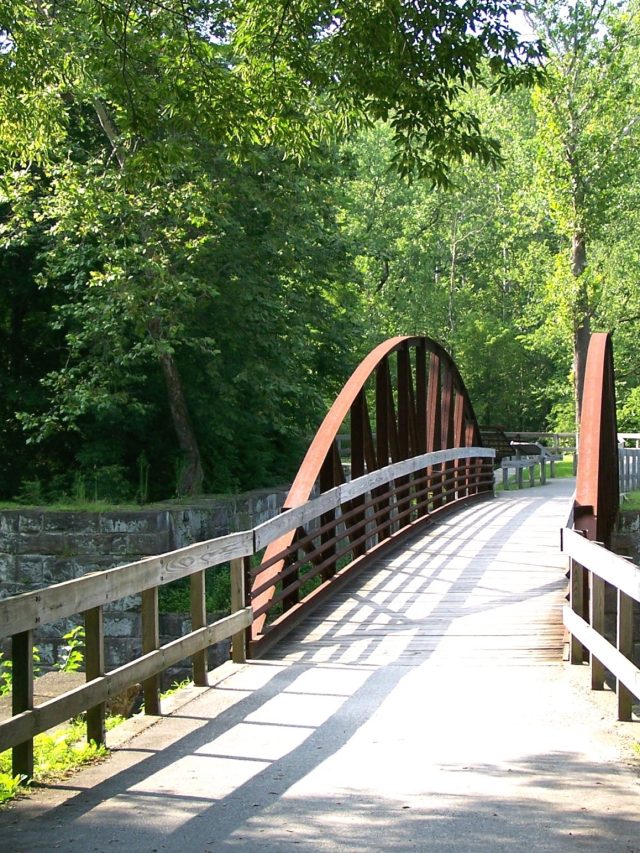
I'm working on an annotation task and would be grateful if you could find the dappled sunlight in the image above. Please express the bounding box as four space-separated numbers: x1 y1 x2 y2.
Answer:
5 478 637 852
272 482 572 668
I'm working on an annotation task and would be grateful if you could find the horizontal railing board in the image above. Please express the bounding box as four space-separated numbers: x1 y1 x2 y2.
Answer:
562 528 640 603
1 450 494 637
253 448 494 551
0 608 251 752
0 531 253 637
563 607 640 699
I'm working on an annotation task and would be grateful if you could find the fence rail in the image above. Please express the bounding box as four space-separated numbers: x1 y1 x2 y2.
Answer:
0 446 495 781
562 526 640 721
619 447 640 494
619 433 640 448
250 447 495 655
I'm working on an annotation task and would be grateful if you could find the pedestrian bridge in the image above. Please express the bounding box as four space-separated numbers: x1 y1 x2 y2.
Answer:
0 333 638 850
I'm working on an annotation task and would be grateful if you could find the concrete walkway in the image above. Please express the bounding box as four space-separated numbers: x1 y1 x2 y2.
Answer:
2 479 639 852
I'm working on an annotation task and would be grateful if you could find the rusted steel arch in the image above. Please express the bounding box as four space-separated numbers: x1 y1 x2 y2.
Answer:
250 335 486 647
574 332 619 545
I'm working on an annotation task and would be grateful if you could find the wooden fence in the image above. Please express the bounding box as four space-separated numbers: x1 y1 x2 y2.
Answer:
619 447 640 494
0 446 495 780
562 527 640 720
619 433 640 448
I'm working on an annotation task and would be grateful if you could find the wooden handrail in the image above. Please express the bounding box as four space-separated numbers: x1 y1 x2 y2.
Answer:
0 446 495 781
562 527 640 720
0 531 253 638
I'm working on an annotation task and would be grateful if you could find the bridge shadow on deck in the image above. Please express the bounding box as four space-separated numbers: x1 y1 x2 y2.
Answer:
272 492 568 667
6 480 635 852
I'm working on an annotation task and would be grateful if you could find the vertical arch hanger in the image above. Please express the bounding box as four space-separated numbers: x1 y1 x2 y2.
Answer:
250 335 492 654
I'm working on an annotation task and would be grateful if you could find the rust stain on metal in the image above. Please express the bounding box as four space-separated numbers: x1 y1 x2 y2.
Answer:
251 335 487 648
574 332 619 544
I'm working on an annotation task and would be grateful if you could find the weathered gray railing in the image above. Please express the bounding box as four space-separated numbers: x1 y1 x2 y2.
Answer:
619 447 640 494
337 430 578 460
0 534 253 781
562 528 639 720
504 430 576 448
250 446 495 655
0 446 495 781
618 433 640 448
561 333 637 720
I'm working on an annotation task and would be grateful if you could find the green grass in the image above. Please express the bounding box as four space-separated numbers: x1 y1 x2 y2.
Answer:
547 456 576 478
620 490 640 511
0 500 144 512
0 715 124 804
160 679 191 699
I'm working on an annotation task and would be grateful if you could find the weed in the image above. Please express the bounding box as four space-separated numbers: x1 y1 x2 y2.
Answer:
0 714 125 805
0 646 40 696
0 718 108 803
160 679 191 700
0 653 12 696
620 490 640 511
55 626 85 673
0 773 23 803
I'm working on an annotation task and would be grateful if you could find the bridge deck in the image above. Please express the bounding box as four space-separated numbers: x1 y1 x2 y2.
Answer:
272 480 569 667
3 478 639 852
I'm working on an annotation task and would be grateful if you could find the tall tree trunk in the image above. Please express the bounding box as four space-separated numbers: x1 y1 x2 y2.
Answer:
91 100 205 496
449 218 458 339
571 231 590 425
158 350 204 496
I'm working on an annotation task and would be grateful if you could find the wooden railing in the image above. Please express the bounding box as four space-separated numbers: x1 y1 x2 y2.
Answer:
504 431 577 451
619 447 640 494
337 431 578 460
250 447 495 655
618 433 640 448
562 528 639 720
562 333 637 720
0 446 495 780
0 533 253 781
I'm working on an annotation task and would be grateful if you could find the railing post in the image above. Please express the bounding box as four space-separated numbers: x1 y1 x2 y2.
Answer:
190 570 208 686
617 590 633 721
319 449 339 580
231 557 248 664
569 558 586 665
141 587 161 715
590 572 605 690
12 630 34 780
84 606 106 746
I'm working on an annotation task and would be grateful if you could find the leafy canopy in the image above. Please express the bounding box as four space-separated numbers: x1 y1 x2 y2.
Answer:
234 0 546 182
0 1 545 181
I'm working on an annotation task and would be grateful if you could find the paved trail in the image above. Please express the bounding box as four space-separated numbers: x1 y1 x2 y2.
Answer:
2 479 639 852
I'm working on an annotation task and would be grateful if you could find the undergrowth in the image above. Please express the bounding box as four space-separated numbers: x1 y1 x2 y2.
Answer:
0 715 124 804
620 490 640 511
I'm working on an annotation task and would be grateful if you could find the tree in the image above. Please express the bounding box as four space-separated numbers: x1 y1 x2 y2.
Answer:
0 1 546 496
529 0 640 421
337 90 560 430
236 0 545 182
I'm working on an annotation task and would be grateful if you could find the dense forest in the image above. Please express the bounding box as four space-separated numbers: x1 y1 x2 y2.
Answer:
1 0 639 502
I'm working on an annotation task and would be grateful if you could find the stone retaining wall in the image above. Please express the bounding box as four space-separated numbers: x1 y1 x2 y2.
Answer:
0 486 289 682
